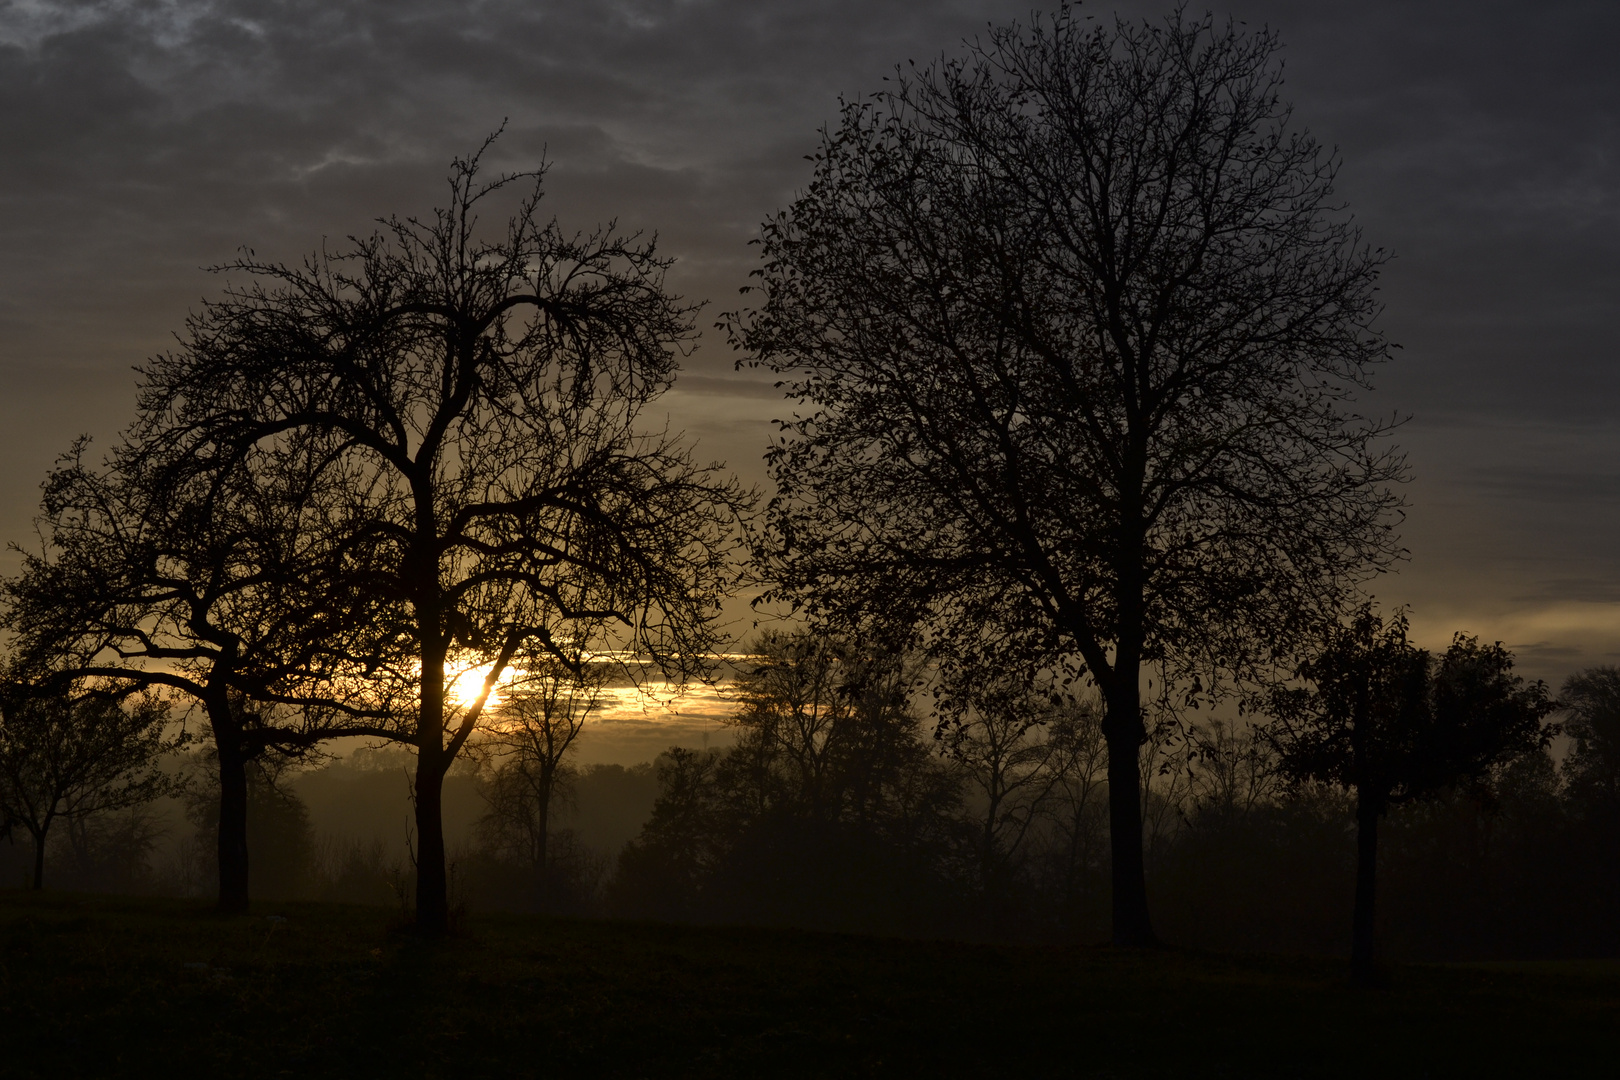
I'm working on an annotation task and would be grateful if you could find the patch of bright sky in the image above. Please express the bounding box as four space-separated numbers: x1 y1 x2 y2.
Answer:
444 654 748 727
0 0 109 49
0 0 208 50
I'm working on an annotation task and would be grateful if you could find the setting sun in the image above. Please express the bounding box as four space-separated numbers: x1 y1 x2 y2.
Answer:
443 662 513 711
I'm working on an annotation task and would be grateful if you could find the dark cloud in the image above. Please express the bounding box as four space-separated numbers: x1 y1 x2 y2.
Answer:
1 0 1616 688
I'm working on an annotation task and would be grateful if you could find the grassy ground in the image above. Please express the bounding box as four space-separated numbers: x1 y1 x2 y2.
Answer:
0 892 1615 1078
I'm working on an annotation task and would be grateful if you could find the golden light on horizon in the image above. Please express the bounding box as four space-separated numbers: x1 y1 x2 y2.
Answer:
443 662 515 711
432 652 749 723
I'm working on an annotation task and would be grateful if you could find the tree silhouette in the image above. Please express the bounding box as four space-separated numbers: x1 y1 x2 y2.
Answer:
1269 607 1554 983
725 630 867 820
616 630 961 931
724 630 941 831
1560 666 1620 810
0 679 178 890
725 9 1404 944
474 655 606 906
5 434 398 911
612 746 728 921
131 141 748 932
935 666 1072 927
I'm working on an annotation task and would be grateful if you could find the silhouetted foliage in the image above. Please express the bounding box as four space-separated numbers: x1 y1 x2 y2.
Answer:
54 804 170 895
1 639 1613 964
123 139 750 932
610 747 728 921
1375 752 1568 960
0 680 178 889
1561 666 1620 811
569 762 659 856
1150 779 1354 956
1549 665 1620 951
1020 699 1114 936
936 671 1107 933
592 621 1620 962
725 7 1405 945
1270 607 1555 982
4 425 397 911
613 632 964 932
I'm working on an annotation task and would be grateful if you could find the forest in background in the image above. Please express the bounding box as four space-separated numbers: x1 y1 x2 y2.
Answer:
5 634 1615 964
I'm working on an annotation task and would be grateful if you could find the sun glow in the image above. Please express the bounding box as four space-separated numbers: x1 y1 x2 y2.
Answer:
431 653 749 726
444 662 516 711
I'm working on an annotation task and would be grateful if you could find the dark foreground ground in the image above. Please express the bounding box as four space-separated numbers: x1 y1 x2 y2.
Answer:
1 893 1616 1078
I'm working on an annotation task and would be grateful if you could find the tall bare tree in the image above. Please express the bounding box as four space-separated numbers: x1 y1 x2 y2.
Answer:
726 10 1405 945
133 142 749 932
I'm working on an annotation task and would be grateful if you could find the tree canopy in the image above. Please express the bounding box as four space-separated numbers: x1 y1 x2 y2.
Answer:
1561 666 1620 809
0 680 178 890
1270 606 1555 981
726 8 1405 944
127 141 750 931
5 422 397 910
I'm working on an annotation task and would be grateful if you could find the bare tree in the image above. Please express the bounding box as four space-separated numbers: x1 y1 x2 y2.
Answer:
936 669 1068 918
726 9 1404 945
5 434 398 911
1560 666 1620 809
132 142 749 932
1185 718 1283 817
1035 697 1111 915
726 630 855 818
1138 714 1197 863
725 628 938 830
0 680 179 890
475 654 606 904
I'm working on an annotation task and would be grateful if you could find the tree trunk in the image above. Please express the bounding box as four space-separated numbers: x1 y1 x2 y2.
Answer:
215 736 251 913
1351 795 1381 985
1102 498 1157 947
414 748 449 934
1101 702 1153 945
1103 685 1156 947
30 823 47 890
536 773 551 908
201 672 251 914
412 581 451 933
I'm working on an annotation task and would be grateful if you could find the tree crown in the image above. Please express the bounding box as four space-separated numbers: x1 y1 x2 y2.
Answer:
726 7 1405 700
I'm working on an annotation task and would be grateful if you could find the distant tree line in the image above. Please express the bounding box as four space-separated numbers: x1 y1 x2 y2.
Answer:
600 628 1586 962
13 635 1612 968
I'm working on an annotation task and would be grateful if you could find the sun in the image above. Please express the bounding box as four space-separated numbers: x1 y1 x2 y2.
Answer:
444 663 511 710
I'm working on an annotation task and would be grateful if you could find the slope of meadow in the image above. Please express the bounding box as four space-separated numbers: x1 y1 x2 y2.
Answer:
0 892 1615 1078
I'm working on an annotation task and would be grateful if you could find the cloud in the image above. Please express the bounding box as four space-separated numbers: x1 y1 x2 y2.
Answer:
0 0 1616 687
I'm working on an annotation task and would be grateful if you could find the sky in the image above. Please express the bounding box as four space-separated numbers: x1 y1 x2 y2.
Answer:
0 0 1616 735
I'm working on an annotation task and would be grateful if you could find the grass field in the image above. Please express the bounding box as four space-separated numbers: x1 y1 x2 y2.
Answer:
0 892 1616 1078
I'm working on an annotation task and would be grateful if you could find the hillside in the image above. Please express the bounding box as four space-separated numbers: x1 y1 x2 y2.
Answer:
1 892 1615 1078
